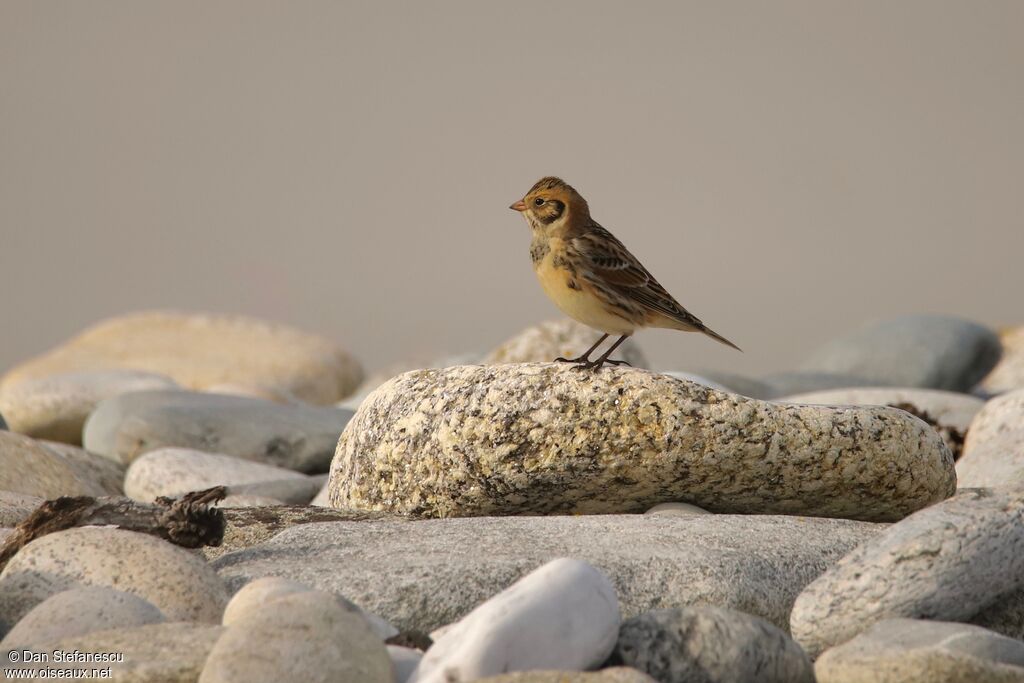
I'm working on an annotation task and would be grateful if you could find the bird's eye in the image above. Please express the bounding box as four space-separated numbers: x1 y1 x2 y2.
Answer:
534 198 545 206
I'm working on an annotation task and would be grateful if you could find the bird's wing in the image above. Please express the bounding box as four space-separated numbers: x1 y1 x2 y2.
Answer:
571 223 706 329
570 226 650 287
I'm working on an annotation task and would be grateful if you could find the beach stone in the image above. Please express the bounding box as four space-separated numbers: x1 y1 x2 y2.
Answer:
1 586 164 648
0 491 42 527
0 370 178 445
612 606 813 683
983 326 1024 394
124 448 319 503
202 382 300 404
780 387 983 460
957 389 1024 488
790 488 1024 658
390 646 424 683
643 502 711 517
0 412 6 430
478 670 657 683
485 319 648 368
222 575 396 640
814 619 1024 683
212 514 881 634
329 364 954 521
84 390 354 472
38 440 125 495
199 589 392 683
0 527 229 631
0 432 121 498
6 622 224 682
800 314 1002 392
410 559 620 683
0 311 363 404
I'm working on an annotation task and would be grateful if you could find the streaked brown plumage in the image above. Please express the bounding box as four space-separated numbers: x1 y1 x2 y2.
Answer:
510 176 740 369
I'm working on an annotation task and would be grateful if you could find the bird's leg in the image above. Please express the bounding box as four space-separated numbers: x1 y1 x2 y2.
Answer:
554 333 609 365
577 335 631 370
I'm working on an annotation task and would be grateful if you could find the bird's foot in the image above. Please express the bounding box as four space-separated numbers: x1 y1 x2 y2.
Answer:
603 358 632 367
553 356 587 364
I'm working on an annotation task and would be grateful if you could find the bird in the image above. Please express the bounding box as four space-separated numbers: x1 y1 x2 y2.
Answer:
509 176 740 370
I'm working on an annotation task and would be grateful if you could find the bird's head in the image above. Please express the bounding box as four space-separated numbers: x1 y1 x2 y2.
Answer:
509 177 588 231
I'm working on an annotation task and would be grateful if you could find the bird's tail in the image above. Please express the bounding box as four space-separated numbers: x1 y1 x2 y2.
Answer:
700 325 742 352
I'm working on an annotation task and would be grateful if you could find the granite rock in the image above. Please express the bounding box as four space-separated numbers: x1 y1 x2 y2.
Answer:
198 589 392 683
0 432 122 498
212 514 881 634
814 619 1024 683
485 319 648 368
612 606 813 683
1 586 164 648
124 447 319 503
222 575 396 640
0 527 229 631
800 315 1002 392
329 364 954 521
0 370 178 444
0 310 363 403
5 622 224 682
779 387 983 460
410 559 620 683
790 488 1024 658
84 389 354 472
957 389 1024 488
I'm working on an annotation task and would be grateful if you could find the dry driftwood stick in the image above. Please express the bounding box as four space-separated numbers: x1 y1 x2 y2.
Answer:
0 486 227 571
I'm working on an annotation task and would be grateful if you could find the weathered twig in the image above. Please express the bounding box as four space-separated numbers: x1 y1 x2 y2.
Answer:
0 486 227 571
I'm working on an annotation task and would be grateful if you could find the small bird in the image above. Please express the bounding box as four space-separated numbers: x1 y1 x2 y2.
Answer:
510 177 740 369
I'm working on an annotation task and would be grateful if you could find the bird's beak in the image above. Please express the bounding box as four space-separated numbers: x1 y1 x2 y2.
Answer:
509 200 527 212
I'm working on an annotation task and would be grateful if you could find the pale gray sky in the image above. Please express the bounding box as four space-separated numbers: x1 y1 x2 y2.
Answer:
2 1 1021 379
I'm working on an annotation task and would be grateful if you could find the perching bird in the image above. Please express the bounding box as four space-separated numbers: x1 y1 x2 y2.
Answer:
510 177 740 369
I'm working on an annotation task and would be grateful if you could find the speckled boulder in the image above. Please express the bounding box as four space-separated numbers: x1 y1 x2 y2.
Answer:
329 365 955 521
957 389 1024 488
0 310 363 404
485 319 648 368
780 387 983 460
790 488 1024 658
612 606 814 683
